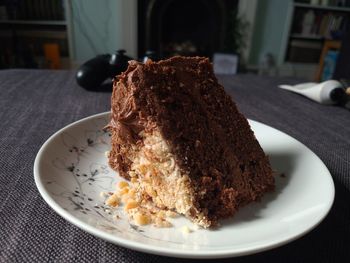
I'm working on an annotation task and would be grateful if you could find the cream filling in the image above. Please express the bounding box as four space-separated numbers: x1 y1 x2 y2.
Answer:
118 128 211 227
129 129 194 215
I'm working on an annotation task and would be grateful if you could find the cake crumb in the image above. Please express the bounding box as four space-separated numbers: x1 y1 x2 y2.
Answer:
124 200 138 210
118 181 129 189
180 225 192 234
134 212 150 225
154 217 172 227
104 175 177 228
100 191 109 198
120 186 130 195
193 224 200 230
166 210 178 218
105 194 119 207
157 210 166 218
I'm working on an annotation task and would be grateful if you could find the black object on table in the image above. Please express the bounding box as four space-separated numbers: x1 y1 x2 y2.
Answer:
76 50 132 91
0 70 349 262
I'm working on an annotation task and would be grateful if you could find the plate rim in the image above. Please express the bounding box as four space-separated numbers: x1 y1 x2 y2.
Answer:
34 111 335 259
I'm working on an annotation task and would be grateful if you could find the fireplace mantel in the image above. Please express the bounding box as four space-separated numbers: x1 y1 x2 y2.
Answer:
118 0 257 61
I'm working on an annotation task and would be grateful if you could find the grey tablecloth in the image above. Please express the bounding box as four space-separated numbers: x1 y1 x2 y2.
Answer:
0 69 349 262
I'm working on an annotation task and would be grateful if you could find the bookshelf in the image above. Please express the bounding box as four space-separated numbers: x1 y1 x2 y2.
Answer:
0 0 73 69
284 0 350 64
294 2 350 12
290 33 324 39
0 20 68 26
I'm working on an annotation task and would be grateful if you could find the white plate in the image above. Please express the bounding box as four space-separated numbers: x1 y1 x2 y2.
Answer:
34 112 334 259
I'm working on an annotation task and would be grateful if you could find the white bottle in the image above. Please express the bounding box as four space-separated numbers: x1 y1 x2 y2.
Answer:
279 80 345 105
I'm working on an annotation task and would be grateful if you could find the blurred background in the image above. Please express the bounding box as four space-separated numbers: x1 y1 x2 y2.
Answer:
0 0 349 81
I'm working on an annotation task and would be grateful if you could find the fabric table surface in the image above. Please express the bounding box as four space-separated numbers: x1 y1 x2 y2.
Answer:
0 69 349 262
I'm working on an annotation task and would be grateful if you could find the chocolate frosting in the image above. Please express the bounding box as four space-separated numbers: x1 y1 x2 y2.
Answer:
107 56 274 225
109 61 145 144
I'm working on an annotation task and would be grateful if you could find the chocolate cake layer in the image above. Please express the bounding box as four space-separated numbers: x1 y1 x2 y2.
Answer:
107 56 274 227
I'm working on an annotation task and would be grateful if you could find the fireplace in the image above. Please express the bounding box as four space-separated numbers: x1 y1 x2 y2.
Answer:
138 0 238 59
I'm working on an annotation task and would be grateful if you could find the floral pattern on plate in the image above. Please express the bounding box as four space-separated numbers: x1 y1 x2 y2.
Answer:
34 112 334 258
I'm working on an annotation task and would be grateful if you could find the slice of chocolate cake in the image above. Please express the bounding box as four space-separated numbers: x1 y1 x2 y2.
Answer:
107 56 274 228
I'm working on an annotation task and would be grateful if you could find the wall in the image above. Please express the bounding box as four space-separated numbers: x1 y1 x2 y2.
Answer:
249 0 291 66
70 0 137 63
69 0 288 66
247 0 317 80
70 0 289 67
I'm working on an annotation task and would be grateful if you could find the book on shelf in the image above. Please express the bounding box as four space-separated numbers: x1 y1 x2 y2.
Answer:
0 0 65 21
0 0 69 69
17 30 68 56
296 0 350 7
328 0 350 7
0 27 69 69
294 9 349 39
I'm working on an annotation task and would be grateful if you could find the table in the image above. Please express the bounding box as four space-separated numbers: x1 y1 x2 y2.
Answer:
0 70 349 262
